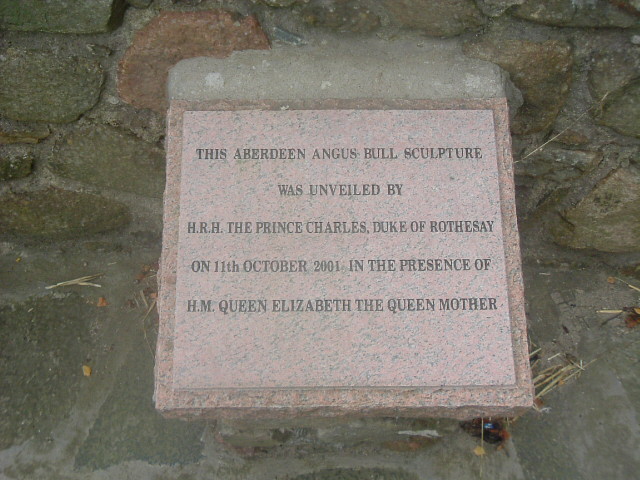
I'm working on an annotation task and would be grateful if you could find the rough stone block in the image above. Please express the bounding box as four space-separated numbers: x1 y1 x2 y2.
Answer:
127 0 152 8
302 1 381 33
513 0 638 28
384 0 486 37
0 189 130 240
516 145 601 183
597 79 640 139
0 50 103 124
588 45 640 101
0 0 126 33
0 120 49 145
475 0 525 17
463 39 572 134
552 166 640 252
52 125 165 198
117 10 270 113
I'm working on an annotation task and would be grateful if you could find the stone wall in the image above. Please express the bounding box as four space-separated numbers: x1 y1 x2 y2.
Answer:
0 0 639 252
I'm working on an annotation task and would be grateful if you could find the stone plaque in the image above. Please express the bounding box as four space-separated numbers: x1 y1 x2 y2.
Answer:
156 99 533 419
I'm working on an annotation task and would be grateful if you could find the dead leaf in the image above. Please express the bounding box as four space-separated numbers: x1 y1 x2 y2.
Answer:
143 287 156 298
97 297 108 307
473 445 486 456
533 397 544 408
607 276 616 284
135 264 158 283
625 311 639 329
82 365 92 376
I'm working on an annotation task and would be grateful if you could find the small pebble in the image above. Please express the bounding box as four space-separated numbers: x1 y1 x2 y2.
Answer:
272 26 307 45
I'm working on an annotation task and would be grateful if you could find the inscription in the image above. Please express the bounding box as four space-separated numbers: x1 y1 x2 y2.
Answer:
185 219 495 234
171 109 516 389
195 146 484 160
188 258 492 273
185 297 499 313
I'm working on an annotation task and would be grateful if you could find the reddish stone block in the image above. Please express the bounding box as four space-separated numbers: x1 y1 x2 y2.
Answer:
117 11 270 112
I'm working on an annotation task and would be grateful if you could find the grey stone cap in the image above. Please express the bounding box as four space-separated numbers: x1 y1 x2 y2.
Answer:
168 37 509 102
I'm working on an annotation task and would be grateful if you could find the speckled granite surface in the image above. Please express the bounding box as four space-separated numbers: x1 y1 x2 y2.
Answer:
156 99 532 419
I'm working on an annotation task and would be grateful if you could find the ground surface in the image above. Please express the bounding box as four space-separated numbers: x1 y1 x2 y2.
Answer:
1 219 639 479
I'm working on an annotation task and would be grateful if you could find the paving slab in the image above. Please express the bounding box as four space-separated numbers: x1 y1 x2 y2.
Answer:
75 324 205 470
0 295 97 450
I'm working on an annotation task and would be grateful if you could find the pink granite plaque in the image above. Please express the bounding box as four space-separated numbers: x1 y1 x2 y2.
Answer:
156 99 533 419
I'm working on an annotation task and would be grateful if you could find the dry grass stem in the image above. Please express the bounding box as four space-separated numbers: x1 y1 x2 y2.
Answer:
139 289 149 309
45 273 104 290
520 91 611 162
142 299 157 360
533 360 594 398
536 365 571 387
597 276 640 324
547 352 562 361
613 277 640 293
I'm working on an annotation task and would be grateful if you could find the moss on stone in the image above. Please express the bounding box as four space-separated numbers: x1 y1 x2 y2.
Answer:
0 155 32 181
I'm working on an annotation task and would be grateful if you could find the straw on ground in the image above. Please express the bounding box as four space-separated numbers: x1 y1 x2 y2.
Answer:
45 273 104 289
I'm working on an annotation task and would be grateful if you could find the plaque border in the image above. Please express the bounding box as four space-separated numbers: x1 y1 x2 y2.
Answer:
155 98 533 419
